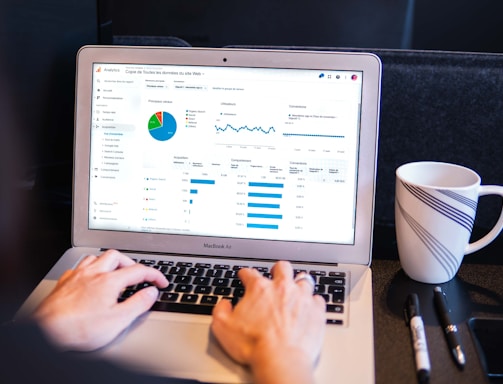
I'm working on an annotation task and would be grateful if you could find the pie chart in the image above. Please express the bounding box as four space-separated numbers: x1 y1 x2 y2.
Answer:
148 111 177 141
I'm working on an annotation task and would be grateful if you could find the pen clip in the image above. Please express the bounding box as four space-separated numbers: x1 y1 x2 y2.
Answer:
434 286 451 314
440 290 450 312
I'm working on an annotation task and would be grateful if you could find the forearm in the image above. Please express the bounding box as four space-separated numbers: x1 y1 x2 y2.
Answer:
250 345 316 384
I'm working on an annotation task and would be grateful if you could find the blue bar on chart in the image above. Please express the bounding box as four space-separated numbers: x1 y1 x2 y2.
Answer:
248 182 284 188
247 213 283 219
248 203 280 209
247 181 283 229
247 223 279 229
248 192 282 198
190 179 216 185
189 179 214 202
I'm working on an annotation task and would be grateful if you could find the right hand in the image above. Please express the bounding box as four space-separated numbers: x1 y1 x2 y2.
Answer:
211 260 326 384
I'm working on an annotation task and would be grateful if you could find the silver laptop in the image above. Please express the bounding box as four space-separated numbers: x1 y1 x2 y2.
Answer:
18 45 381 383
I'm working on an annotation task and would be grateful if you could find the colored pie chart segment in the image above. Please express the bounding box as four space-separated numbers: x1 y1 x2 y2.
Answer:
148 111 177 141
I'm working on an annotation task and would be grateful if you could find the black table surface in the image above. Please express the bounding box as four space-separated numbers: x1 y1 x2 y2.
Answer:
372 259 502 384
372 226 503 384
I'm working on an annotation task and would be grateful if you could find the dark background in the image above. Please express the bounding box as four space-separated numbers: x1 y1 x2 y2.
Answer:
3 0 503 178
1 0 503 315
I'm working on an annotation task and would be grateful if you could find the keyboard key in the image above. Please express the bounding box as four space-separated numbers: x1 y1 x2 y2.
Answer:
119 289 136 301
157 260 174 266
314 285 325 294
212 278 230 287
169 266 186 275
160 292 179 302
327 304 344 313
328 286 345 294
152 301 214 315
181 294 199 303
224 270 238 278
320 276 345 286
164 274 174 283
214 264 230 270
329 286 345 303
309 270 326 277
188 268 205 276
201 295 218 305
174 275 192 284
319 294 330 302
214 287 232 296
194 286 212 294
193 277 210 285
176 262 193 267
326 319 344 325
230 296 240 306
155 265 169 273
175 284 193 293
205 269 223 278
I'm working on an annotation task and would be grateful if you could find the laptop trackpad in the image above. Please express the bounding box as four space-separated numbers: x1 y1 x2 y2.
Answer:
98 313 252 383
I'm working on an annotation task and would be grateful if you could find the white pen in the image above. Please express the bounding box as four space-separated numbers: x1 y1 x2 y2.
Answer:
404 293 431 383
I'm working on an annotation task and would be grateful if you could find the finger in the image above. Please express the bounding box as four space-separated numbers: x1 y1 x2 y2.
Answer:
211 300 248 364
112 263 169 289
94 249 136 272
210 299 233 347
294 272 316 294
237 267 263 288
313 294 328 310
116 286 159 322
54 269 74 287
75 254 98 269
270 260 294 282
212 298 233 325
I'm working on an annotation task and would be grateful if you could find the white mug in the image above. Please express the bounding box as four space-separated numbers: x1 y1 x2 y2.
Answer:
395 162 503 284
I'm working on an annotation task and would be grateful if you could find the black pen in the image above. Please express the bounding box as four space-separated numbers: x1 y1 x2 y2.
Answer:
433 286 466 369
404 293 431 383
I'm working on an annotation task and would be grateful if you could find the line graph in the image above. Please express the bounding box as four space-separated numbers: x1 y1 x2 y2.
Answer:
215 124 276 134
283 133 345 138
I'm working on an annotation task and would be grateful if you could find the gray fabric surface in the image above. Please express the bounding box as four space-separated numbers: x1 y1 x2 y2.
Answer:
228 46 503 231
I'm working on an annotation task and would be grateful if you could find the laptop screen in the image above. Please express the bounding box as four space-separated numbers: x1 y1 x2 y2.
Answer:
88 62 363 245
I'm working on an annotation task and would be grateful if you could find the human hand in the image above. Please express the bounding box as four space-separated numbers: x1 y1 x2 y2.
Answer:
33 249 168 351
211 261 326 384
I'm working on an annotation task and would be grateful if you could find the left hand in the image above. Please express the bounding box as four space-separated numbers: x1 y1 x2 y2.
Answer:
33 249 168 351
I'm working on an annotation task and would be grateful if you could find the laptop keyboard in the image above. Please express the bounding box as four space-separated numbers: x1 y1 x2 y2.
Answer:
119 258 347 325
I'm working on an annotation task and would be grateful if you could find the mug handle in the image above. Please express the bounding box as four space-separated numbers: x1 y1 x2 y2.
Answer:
466 185 503 255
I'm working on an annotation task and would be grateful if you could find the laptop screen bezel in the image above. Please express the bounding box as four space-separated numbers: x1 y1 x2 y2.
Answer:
73 45 381 266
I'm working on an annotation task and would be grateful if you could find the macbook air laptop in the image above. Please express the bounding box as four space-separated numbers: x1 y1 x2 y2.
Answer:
17 45 381 383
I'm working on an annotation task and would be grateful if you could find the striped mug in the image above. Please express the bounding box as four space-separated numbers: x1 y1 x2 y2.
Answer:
395 162 503 284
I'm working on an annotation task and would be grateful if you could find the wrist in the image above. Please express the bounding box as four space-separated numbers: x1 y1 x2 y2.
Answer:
32 304 80 350
250 342 315 384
